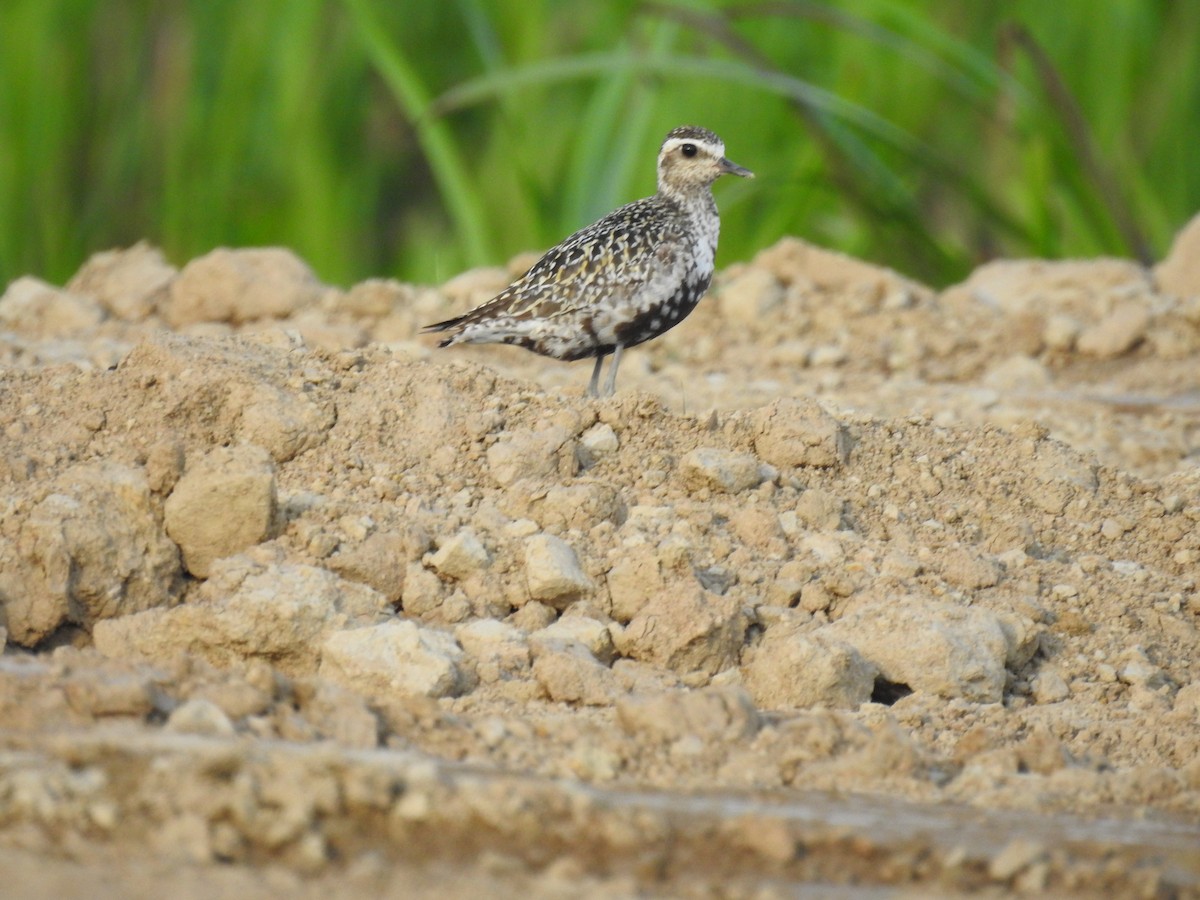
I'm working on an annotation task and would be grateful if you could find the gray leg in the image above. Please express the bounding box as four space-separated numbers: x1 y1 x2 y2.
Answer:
601 344 624 398
588 354 606 398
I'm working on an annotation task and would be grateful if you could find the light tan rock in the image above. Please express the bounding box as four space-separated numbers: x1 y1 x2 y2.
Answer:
524 534 591 606
166 698 237 737
163 247 326 326
718 267 784 324
753 237 924 298
229 379 337 463
319 619 467 700
145 440 186 494
522 482 626 532
164 445 277 578
429 529 489 580
506 599 557 633
93 558 388 675
792 488 845 531
67 241 176 321
995 613 1041 669
1155 211 1200 298
615 685 760 744
941 257 1152 316
1042 313 1081 350
333 278 412 318
327 531 407 603
988 838 1047 881
400 562 445 619
578 423 619 467
455 619 531 684
1173 682 1200 718
1076 301 1151 358
1023 434 1099 516
63 671 157 719
0 276 104 338
617 585 747 677
0 462 181 646
189 678 272 721
487 425 577 487
605 545 673 623
1032 668 1070 704
982 355 1051 390
532 615 614 665
1118 646 1166 688
741 623 875 710
937 546 1003 590
750 398 848 469
299 680 381 749
286 311 368 352
823 595 1011 703
679 447 763 493
117 334 335 463
530 637 618 706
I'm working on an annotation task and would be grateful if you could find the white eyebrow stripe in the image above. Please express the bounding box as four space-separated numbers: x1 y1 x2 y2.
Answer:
660 137 724 156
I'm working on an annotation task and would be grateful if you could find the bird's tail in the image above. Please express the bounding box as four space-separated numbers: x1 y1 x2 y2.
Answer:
421 314 466 333
421 313 471 346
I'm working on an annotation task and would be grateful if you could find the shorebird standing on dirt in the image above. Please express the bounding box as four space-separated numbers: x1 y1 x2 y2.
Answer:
423 125 753 398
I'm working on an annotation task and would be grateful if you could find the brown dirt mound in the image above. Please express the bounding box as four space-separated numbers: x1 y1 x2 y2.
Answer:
2 223 1200 896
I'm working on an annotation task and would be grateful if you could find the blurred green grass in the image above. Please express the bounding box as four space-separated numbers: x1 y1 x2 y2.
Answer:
0 0 1197 289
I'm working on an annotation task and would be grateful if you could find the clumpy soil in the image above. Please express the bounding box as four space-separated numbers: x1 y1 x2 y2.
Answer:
2 220 1200 897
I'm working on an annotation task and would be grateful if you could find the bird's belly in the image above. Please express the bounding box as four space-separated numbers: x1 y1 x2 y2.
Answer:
613 275 710 349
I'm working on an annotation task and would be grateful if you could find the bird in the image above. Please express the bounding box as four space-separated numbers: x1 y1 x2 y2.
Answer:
422 125 753 398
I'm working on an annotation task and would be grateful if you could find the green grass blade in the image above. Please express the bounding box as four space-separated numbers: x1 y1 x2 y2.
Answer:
341 0 494 266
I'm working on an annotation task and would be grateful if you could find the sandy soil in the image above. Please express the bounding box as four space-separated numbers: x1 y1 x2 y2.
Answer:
2 218 1200 897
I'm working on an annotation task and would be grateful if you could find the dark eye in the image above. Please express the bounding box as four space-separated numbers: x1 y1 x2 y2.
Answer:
681 143 697 158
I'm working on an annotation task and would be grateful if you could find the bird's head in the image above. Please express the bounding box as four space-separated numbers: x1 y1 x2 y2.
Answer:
656 125 753 198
